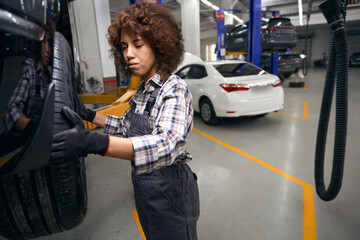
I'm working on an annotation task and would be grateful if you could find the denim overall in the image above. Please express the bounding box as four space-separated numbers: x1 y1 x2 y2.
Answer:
129 86 200 240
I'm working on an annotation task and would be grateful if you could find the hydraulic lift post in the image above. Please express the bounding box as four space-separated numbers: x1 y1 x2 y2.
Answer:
215 0 279 75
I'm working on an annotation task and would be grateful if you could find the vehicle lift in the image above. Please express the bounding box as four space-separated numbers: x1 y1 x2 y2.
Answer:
216 0 279 76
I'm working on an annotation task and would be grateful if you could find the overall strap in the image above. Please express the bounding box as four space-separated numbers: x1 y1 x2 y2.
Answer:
143 86 161 117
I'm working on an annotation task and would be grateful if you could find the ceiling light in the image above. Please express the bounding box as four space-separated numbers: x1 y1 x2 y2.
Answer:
200 0 243 24
201 0 213 8
298 0 303 26
211 5 219 11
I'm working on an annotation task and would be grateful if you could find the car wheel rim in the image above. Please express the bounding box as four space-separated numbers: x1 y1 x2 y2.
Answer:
201 103 211 121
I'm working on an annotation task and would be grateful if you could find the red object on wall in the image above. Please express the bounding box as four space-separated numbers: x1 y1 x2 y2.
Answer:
217 12 225 21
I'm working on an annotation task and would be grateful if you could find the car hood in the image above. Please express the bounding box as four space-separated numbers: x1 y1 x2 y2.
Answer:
222 73 279 87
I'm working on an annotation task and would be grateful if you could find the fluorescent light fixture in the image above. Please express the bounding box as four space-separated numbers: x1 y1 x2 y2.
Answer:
232 15 243 24
201 0 213 7
298 0 303 26
200 0 243 24
211 5 220 11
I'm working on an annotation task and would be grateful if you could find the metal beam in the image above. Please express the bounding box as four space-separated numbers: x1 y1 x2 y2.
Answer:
248 0 261 66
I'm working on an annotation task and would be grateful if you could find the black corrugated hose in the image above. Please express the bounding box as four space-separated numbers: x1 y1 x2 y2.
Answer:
302 0 313 76
315 0 348 201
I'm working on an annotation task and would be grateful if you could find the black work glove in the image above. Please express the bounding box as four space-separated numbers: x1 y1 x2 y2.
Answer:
51 106 109 160
74 95 96 122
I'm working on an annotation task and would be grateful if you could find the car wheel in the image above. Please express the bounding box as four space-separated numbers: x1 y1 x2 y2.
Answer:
0 32 87 239
200 99 219 125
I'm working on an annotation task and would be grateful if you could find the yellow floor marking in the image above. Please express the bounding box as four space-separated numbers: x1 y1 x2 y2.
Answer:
132 210 146 240
0 158 11 166
192 127 317 240
273 98 309 120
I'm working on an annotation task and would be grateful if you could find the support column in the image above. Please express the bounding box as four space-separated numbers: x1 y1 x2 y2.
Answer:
93 0 116 91
248 0 261 67
68 0 116 94
178 0 200 57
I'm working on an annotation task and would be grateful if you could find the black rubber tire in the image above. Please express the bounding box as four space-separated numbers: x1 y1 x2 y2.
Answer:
0 32 87 239
289 81 305 88
200 99 219 125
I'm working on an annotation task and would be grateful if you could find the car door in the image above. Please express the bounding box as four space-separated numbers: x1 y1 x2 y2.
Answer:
185 64 208 111
175 64 208 111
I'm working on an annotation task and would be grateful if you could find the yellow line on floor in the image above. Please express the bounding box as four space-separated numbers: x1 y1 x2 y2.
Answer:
273 98 309 120
192 127 317 240
132 210 146 240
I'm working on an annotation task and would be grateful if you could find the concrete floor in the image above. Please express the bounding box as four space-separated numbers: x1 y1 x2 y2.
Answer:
6 67 360 240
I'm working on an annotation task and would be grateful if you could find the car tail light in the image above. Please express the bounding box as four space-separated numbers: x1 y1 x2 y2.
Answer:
262 27 276 31
272 79 282 87
220 83 250 92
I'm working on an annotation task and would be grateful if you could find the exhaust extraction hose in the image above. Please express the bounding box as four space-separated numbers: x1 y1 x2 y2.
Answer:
315 0 348 201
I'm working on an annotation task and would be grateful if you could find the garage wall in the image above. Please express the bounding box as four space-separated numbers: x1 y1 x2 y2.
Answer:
348 32 360 55
294 24 360 67
296 27 330 67
201 37 217 61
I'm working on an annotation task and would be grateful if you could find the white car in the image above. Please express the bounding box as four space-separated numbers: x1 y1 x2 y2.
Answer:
175 59 284 124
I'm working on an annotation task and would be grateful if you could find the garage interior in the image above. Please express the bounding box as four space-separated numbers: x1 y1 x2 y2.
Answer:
1 0 360 240
33 69 360 240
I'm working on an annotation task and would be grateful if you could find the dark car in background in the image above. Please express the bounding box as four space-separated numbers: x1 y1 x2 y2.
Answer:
225 17 297 53
349 52 360 67
261 52 305 79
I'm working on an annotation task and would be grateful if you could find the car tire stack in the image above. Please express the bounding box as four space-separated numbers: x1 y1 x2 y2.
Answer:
0 32 87 239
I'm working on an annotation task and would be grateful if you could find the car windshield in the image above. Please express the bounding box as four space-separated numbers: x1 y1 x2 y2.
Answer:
213 63 263 77
268 18 293 27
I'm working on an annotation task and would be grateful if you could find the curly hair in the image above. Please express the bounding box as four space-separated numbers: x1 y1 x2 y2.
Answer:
107 2 184 82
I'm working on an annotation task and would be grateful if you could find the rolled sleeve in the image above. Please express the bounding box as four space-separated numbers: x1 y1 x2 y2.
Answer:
104 108 132 137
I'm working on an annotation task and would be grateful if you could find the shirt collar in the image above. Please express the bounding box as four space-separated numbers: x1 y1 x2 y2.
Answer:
142 73 162 93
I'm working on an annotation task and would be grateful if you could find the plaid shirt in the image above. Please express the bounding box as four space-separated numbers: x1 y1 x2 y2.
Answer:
4 59 48 132
104 73 193 174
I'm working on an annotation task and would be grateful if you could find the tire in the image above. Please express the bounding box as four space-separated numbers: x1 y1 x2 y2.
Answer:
0 32 87 239
200 99 219 125
289 81 305 88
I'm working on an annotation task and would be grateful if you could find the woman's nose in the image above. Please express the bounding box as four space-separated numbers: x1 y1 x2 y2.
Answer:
127 45 135 58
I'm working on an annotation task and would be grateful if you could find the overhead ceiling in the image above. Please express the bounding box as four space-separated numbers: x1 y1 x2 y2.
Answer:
109 0 360 36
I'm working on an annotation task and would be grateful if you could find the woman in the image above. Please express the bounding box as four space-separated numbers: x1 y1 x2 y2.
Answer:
52 2 200 239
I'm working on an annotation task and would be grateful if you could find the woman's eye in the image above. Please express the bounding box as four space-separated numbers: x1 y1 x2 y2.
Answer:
121 46 127 51
135 45 143 48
